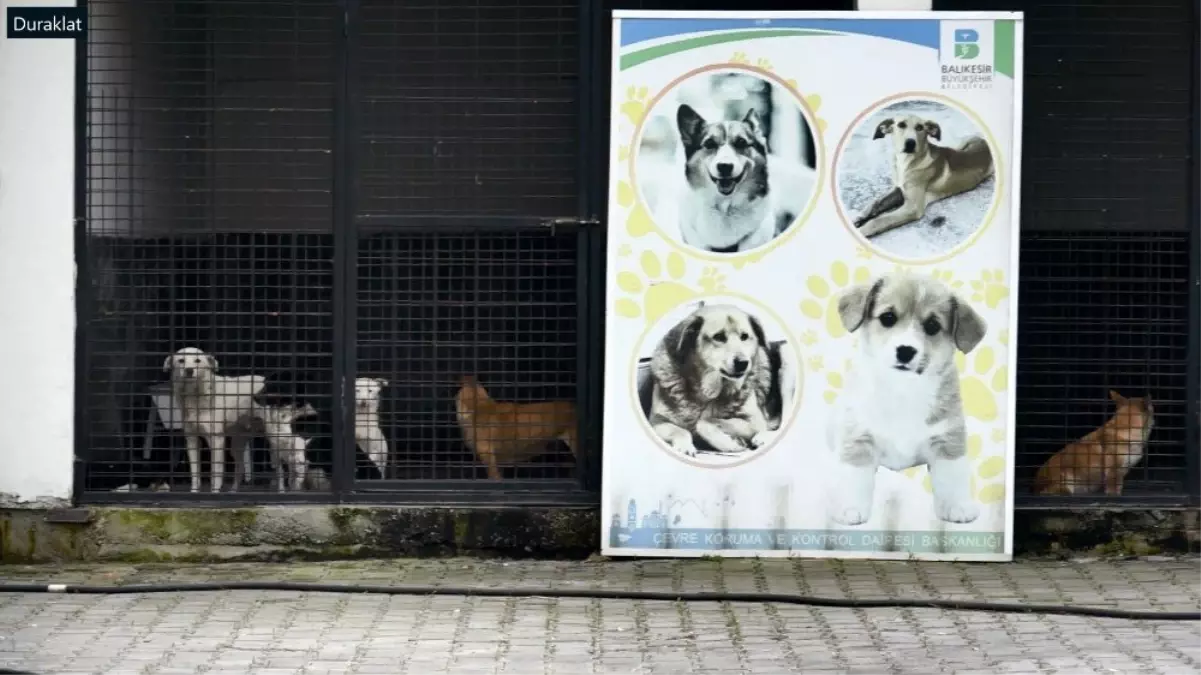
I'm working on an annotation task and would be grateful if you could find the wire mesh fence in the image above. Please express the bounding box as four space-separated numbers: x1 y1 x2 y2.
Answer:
81 0 587 500
78 0 1199 505
1015 232 1192 501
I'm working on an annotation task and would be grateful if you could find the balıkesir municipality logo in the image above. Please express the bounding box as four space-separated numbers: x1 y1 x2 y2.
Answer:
940 21 993 90
953 29 980 60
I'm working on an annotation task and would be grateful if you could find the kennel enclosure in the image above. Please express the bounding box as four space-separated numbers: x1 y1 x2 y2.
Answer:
78 0 1200 507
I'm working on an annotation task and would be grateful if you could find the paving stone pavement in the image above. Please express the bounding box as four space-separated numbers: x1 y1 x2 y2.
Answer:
0 557 1198 674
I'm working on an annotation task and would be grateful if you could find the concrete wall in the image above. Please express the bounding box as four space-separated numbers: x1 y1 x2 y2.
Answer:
0 0 77 507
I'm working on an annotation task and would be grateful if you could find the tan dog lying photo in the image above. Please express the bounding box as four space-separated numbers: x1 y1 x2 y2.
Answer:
855 114 994 238
454 375 578 479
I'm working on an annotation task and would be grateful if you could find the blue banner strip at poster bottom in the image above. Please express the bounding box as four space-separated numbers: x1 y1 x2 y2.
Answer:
609 528 1005 554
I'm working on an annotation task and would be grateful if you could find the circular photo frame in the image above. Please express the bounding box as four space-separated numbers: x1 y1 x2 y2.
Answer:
832 94 1002 264
630 295 803 469
631 65 823 259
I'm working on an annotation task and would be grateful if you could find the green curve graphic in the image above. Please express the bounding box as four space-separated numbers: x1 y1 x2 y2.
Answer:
994 20 1015 79
619 29 834 71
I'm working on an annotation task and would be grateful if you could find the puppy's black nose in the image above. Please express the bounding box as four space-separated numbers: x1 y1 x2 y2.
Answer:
895 345 916 364
183 367 195 377
715 162 735 177
903 139 916 154
731 357 749 375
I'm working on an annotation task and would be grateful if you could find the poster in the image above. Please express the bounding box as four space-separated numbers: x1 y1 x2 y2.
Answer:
601 11 1024 561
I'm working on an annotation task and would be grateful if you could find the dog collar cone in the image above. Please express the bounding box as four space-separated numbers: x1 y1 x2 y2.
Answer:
675 104 775 253
823 273 989 527
855 114 994 238
647 304 781 459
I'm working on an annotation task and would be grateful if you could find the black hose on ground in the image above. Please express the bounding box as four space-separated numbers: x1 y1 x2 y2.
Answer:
0 582 1196 621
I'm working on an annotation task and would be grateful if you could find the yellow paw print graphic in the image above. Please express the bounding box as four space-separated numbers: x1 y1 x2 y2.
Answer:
855 245 873 260
955 345 1008 423
802 94 829 136
799 261 872 339
754 57 773 70
799 329 818 347
820 359 851 404
620 86 650 127
617 243 632 258
698 267 726 293
806 355 824 372
730 51 750 64
614 251 715 325
929 268 965 291
970 269 1009 309
617 145 630 162
615 180 654 238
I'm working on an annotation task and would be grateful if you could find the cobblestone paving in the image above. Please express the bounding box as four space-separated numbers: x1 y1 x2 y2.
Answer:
0 557 1197 674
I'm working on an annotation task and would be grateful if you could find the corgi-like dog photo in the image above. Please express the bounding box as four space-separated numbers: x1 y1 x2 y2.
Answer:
454 375 578 480
1032 390 1154 496
675 104 776 253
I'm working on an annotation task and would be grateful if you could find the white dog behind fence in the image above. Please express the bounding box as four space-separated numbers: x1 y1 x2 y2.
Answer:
162 347 264 493
354 377 389 477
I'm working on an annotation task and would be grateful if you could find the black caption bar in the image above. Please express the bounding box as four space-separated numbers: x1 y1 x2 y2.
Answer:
7 6 86 39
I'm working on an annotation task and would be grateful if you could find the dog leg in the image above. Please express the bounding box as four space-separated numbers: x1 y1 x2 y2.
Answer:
694 419 749 454
928 453 980 523
185 434 202 493
271 444 286 493
854 187 904 227
652 422 697 457
859 189 927 238
242 442 254 484
291 443 308 491
209 434 226 493
714 417 773 450
357 426 389 479
829 434 879 526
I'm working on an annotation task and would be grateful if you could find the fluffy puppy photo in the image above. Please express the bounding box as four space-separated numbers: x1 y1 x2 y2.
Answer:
646 303 783 458
162 347 264 493
824 273 988 526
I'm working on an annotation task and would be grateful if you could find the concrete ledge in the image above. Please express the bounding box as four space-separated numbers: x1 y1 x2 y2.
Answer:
1015 507 1200 557
0 506 600 563
1 505 1196 563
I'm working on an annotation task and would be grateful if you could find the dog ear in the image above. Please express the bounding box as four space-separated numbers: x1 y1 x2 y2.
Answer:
837 279 884 333
748 314 768 348
378 378 389 388
161 354 174 373
742 108 763 137
205 353 219 371
923 119 942 141
671 314 705 361
949 295 987 354
872 118 894 140
677 104 707 152
1109 389 1127 404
